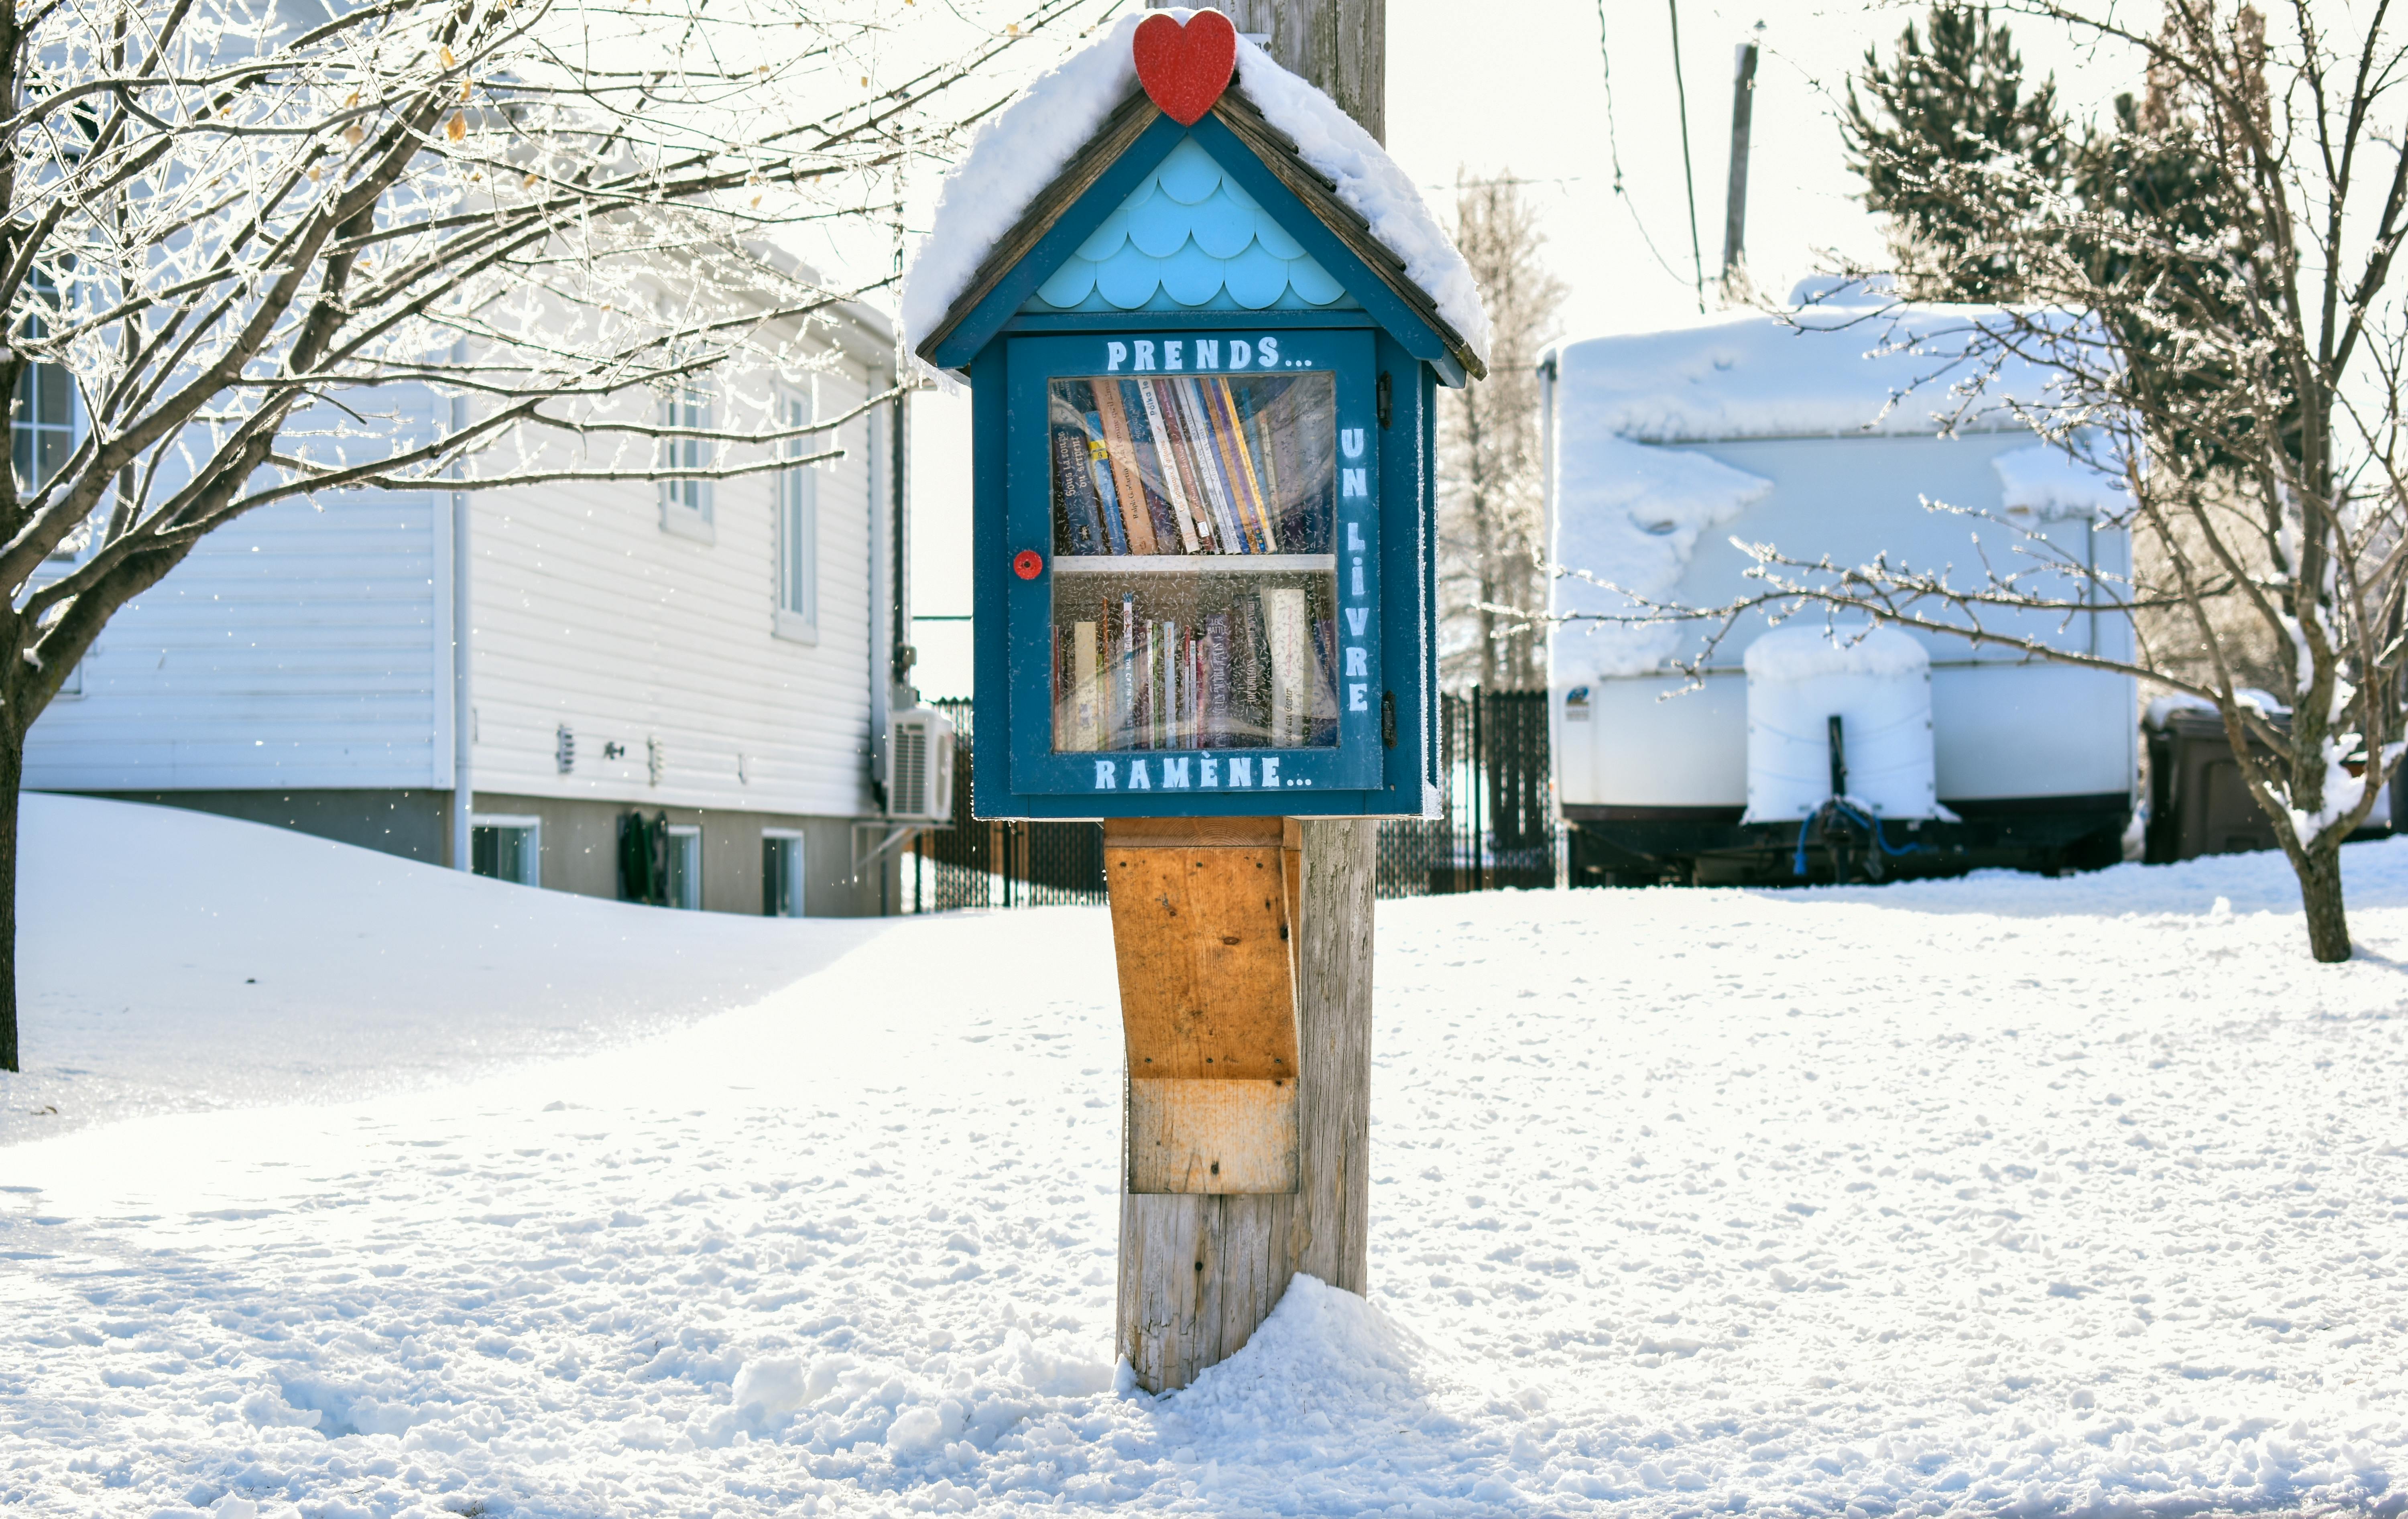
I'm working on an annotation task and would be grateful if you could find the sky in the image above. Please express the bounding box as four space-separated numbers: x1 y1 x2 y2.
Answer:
885 0 2158 697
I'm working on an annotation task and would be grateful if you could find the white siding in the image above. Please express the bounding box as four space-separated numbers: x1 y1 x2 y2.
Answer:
1551 433 2138 809
24 318 896 824
25 485 448 791
467 356 886 819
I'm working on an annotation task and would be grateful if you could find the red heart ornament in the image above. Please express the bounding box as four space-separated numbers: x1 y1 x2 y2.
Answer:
1133 11 1237 126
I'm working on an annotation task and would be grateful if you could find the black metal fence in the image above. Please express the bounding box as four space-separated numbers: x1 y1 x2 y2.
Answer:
909 689 1557 912
911 700 1109 911
1374 690 1562 896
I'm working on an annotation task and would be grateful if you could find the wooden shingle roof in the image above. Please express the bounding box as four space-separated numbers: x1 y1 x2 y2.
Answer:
915 84 1487 382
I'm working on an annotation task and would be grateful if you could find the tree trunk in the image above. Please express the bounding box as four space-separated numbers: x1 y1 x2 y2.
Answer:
0 730 18 1073
2297 841 2352 963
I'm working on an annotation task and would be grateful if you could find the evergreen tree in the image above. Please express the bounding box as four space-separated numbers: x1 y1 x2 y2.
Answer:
1843 4 2068 300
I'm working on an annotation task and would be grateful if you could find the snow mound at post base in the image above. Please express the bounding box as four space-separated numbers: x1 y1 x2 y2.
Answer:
899 10 1489 366
1171 1273 1443 1425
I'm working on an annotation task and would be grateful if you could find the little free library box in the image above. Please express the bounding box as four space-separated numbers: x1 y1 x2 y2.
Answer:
911 16 1487 821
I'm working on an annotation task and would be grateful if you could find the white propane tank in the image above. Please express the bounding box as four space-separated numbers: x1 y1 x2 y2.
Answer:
1741 625 1940 822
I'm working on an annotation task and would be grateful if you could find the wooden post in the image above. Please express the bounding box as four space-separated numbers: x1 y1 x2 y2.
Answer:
1107 816 1373 1390
1205 0 1385 146
1104 0 1386 1396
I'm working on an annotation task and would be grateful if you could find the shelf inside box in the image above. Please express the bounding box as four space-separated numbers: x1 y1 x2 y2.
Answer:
1053 554 1336 575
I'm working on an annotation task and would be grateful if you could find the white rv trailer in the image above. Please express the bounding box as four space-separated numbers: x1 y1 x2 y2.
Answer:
1540 301 2138 885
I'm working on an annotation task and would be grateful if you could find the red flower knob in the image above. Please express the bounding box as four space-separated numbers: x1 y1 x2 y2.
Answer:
1013 549 1044 581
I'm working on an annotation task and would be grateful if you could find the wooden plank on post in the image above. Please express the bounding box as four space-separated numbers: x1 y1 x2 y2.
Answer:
1128 1078 1298 1193
1107 817 1308 1390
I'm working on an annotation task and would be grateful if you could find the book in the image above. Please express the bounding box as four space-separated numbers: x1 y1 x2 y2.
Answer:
1203 379 1274 553
1168 379 1248 553
1312 615 1338 744
1083 411 1129 555
1235 596 1264 747
1241 384 1282 551
1051 417 1106 555
1072 619 1100 752
1204 611 1232 748
1220 379 1279 552
1153 378 1229 553
1092 385 1158 555
1263 587 1308 748
1125 381 1201 553
1117 594 1137 752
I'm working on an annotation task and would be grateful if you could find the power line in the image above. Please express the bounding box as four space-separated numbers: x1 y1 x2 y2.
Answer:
1592 0 1692 293
1665 0 1707 314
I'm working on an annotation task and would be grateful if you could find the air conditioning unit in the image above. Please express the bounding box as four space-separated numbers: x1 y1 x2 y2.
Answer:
885 706 956 823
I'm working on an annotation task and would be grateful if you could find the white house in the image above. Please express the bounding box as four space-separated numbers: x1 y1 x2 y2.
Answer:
1542 300 2138 885
26 297 917 917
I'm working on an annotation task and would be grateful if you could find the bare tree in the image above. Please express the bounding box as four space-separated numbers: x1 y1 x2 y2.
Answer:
1567 1 2408 962
1437 171 1563 692
0 0 1099 1069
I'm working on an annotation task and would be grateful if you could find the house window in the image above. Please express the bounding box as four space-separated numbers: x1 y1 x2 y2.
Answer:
16 357 72 495
665 824 702 909
21 271 79 558
776 389 818 641
471 814 542 886
659 381 714 541
763 829 804 916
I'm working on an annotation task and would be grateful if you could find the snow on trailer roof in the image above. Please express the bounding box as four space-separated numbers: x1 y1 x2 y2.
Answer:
1549 299 2076 444
1548 298 2127 681
899 8 1489 372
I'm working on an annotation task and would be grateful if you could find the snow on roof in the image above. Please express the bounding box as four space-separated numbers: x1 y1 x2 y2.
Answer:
1992 441 2128 519
899 10 1489 365
1551 305 2072 444
1551 432 1770 679
1743 622 1929 683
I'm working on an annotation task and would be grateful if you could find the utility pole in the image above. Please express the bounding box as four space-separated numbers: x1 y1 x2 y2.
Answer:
1667 0 1705 313
1208 0 1385 144
1721 28 1760 302
1119 0 1380 1393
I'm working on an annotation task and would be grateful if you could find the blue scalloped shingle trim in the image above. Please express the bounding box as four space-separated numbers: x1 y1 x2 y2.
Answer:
1021 134 1358 316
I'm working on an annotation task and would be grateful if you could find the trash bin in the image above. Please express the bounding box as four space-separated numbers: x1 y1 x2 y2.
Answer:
2143 701 2390 862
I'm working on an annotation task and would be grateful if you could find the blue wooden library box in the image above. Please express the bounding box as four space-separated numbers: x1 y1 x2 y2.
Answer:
916 81 1486 820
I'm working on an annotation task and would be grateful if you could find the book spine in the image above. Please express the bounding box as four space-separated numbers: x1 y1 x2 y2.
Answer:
1237 598 1263 747
1201 380 1269 553
1125 381 1199 553
1073 619 1100 752
1092 384 1158 555
1083 412 1129 556
1249 384 1286 551
1225 380 1281 553
1159 621 1173 751
1052 421 1104 556
1117 594 1136 752
1142 382 1212 552
1194 630 1214 751
1263 587 1306 747
1156 382 1223 556
1172 379 1247 553
1313 615 1338 744
1205 611 1231 749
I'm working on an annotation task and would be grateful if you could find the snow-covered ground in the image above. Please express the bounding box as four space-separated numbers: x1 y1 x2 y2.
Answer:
5 793 2406 1517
